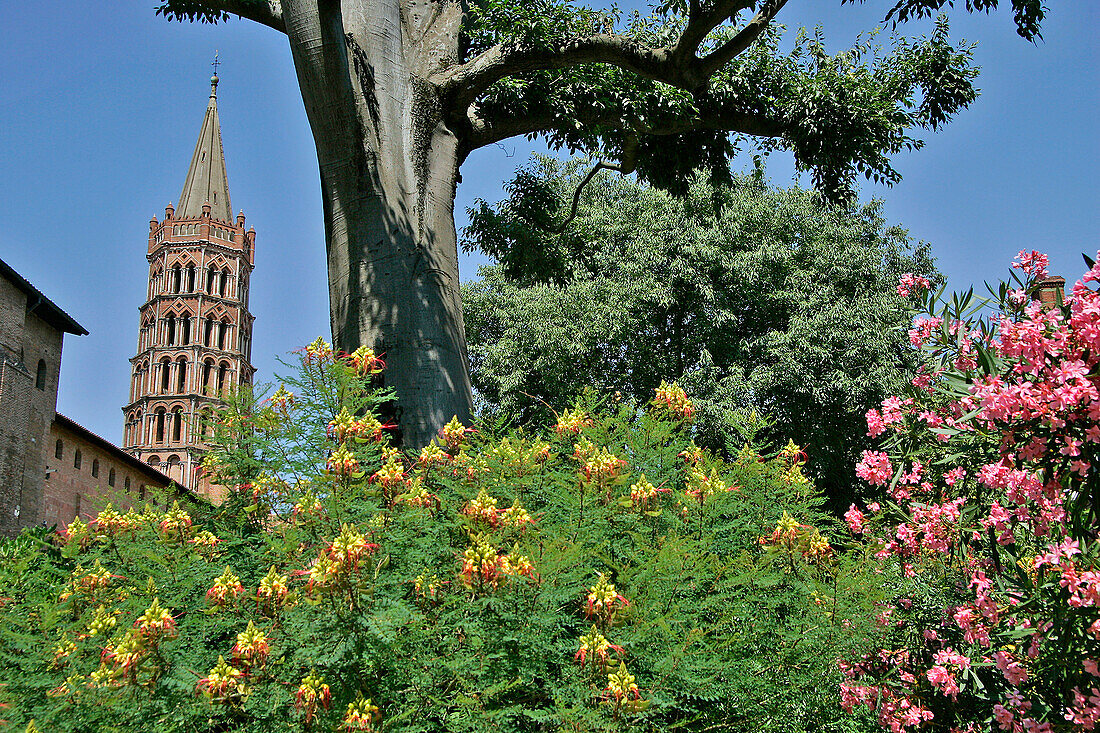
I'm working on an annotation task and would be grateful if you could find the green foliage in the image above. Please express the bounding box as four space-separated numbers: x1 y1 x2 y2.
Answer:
145 0 1051 204
462 159 939 509
843 0 1048 41
0 342 884 731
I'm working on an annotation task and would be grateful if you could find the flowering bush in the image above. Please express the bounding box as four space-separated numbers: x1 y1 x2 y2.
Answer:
842 252 1100 731
0 340 886 732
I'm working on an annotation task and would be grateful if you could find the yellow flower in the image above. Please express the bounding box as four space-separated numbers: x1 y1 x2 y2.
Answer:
652 381 695 421
341 692 381 731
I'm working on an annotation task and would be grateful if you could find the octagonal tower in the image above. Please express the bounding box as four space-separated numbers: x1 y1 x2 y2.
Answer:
122 74 256 502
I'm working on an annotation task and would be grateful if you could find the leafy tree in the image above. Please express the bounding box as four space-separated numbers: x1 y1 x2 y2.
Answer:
0 342 886 731
157 0 1044 444
462 159 939 507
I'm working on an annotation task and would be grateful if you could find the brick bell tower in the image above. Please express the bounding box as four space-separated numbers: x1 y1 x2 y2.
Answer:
122 70 256 502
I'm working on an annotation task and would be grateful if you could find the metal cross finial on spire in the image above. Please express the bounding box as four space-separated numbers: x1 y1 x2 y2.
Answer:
211 51 220 76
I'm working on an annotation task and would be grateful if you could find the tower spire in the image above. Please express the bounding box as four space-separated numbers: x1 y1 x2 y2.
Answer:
177 60 231 221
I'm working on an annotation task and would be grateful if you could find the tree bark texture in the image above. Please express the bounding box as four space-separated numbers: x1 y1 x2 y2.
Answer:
284 0 472 446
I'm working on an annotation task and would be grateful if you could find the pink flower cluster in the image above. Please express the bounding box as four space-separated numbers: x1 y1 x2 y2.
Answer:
1011 250 1049 281
855 451 892 487
897 273 932 298
842 251 1100 732
840 649 935 732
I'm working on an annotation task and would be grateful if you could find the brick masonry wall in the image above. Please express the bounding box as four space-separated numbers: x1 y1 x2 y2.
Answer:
43 420 172 528
0 357 32 535
21 311 64 527
0 274 66 535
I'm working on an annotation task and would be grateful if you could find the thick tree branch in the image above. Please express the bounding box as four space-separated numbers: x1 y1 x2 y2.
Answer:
201 0 286 32
434 35 682 109
697 0 787 78
672 0 755 65
462 101 782 159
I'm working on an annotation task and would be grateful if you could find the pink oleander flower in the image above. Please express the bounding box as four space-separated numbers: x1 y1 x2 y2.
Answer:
845 504 866 534
897 273 932 297
855 451 892 487
1012 250 1049 281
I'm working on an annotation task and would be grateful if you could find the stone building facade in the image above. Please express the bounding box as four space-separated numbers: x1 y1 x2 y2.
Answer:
121 74 256 503
0 259 87 535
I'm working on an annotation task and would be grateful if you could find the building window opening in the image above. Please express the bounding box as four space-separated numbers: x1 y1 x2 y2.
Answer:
172 409 183 443
74 449 82 470
36 360 47 390
185 265 196 292
55 439 63 459
181 315 191 345
171 265 181 293
155 410 166 444
177 358 188 392
108 468 116 487
91 459 99 478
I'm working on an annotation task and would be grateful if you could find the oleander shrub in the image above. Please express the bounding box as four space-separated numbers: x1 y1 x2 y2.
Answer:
841 253 1100 731
0 340 883 732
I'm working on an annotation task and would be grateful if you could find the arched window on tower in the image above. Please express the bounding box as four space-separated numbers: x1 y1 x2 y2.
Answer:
208 265 218 294
36 359 47 390
159 358 171 394
166 316 176 346
176 357 188 392
181 315 191 345
218 320 229 350
171 265 182 293
171 407 183 443
220 268 230 297
217 361 230 395
185 265 196 292
203 358 215 393
134 410 143 444
155 408 167 444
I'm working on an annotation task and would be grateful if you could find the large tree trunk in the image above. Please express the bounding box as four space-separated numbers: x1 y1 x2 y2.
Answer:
284 0 472 446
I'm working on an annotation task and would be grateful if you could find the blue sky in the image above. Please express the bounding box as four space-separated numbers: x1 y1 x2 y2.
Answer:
0 1 1096 444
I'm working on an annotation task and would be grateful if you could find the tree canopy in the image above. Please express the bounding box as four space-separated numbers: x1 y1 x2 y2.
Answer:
462 159 938 506
153 0 1045 444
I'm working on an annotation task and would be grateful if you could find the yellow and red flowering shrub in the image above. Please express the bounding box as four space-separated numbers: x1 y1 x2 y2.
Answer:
0 338 886 732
